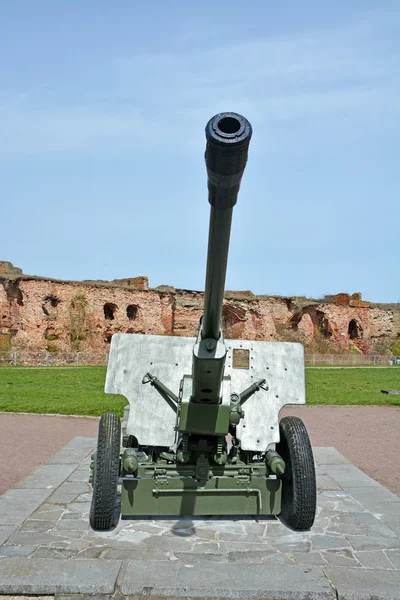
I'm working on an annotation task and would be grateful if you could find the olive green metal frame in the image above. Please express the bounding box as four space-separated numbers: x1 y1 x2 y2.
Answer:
121 475 281 517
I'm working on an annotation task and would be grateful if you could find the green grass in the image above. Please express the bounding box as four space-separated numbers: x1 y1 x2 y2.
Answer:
306 367 400 406
0 366 399 416
0 366 126 416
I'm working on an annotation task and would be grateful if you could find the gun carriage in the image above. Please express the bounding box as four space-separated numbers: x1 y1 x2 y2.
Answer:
89 112 316 531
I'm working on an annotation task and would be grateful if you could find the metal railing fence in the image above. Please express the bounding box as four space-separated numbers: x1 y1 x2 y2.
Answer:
0 351 398 367
304 354 399 366
0 351 109 366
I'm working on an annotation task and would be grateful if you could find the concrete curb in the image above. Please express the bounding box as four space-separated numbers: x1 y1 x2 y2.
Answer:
0 560 336 598
0 558 122 594
0 411 100 419
117 561 336 598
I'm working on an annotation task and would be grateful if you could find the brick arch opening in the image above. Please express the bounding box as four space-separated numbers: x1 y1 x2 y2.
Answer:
42 295 60 316
43 296 60 308
104 303 117 320
315 310 331 338
348 319 362 339
291 307 331 338
126 304 139 320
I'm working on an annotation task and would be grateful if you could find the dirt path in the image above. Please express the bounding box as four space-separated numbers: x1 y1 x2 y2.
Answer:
281 405 400 495
0 413 99 496
1 406 399 497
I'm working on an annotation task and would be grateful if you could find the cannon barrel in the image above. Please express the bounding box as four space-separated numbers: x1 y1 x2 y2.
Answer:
201 112 252 341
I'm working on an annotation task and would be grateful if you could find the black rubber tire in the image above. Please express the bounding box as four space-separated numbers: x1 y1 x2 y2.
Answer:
276 416 316 531
89 412 121 531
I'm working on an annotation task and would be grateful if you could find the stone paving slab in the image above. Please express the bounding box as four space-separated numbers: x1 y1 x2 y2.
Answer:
119 561 336 598
13 463 77 489
0 438 94 547
0 558 122 594
312 447 351 465
0 441 399 598
1 596 53 600
324 566 400 600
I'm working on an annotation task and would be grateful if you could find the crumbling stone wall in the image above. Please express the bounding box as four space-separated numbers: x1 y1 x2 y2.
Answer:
0 261 22 276
0 269 398 354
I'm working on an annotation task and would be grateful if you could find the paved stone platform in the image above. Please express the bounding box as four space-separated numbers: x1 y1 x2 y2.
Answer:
0 437 400 599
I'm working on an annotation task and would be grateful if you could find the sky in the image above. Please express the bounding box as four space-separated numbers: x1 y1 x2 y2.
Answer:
1 1 399 303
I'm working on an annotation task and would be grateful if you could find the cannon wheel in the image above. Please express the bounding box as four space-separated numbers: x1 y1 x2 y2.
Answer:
89 412 121 531
276 416 316 531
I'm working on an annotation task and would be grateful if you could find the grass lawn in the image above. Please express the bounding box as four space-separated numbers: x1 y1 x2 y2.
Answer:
0 366 399 416
0 367 126 416
306 368 400 406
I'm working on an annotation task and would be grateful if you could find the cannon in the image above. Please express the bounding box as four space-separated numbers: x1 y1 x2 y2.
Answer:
89 112 316 531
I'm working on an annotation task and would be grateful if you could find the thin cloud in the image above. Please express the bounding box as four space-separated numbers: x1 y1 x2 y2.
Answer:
1 8 399 157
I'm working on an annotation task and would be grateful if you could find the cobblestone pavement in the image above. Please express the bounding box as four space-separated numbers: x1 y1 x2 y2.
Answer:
0 437 400 599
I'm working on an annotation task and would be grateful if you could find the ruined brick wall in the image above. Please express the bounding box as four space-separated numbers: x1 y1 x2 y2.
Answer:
0 261 23 276
0 274 398 354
